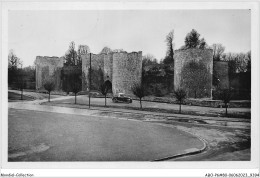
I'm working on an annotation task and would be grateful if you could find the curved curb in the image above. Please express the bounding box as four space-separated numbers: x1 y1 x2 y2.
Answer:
9 104 208 161
97 117 209 161
152 124 208 161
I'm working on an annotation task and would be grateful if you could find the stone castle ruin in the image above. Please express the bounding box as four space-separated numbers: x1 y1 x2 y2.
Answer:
173 48 229 99
36 51 142 95
35 56 64 91
174 48 213 98
36 47 228 99
81 51 142 94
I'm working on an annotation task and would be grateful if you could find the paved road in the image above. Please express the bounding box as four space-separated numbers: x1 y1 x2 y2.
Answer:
7 92 250 161
9 100 250 129
8 90 250 117
8 108 205 161
49 95 250 117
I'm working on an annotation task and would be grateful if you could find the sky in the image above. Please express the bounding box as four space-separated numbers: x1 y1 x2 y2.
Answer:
8 10 251 67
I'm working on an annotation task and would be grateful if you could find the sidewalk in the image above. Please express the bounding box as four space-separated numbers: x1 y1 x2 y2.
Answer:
8 90 74 104
9 98 250 129
8 89 61 100
43 95 251 119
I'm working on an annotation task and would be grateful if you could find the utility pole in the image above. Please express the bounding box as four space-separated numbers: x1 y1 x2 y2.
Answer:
20 63 23 100
89 53 91 108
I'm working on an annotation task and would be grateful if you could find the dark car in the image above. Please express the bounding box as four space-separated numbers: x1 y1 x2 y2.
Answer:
112 93 132 103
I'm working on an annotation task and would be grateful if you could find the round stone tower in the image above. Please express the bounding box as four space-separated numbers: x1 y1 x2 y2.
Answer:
174 48 213 98
112 51 142 95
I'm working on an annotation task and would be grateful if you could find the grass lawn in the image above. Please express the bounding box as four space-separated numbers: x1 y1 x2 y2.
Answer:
8 91 35 101
43 96 251 119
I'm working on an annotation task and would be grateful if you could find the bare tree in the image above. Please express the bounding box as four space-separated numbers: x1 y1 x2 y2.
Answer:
142 54 158 67
218 89 232 116
131 83 146 109
112 49 125 53
246 51 251 73
236 53 250 73
8 49 22 69
163 30 174 64
15 68 25 100
100 82 109 107
77 45 90 66
212 43 225 61
72 82 81 104
8 50 24 91
71 67 82 104
222 52 250 74
78 45 90 55
100 46 112 54
43 78 55 102
173 88 187 113
64 41 78 66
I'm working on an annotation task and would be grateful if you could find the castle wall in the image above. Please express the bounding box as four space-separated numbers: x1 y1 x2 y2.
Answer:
112 52 142 94
81 53 105 91
103 53 113 82
36 51 142 94
174 48 213 98
213 61 229 89
35 56 64 90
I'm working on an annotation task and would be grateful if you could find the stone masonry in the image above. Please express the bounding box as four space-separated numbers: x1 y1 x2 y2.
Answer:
36 51 142 95
35 56 64 90
112 52 142 94
174 48 213 98
81 51 142 94
81 53 106 91
36 48 226 99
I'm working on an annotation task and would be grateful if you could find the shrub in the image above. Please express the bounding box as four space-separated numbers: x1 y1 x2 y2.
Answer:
173 88 187 113
43 78 55 102
100 82 110 106
131 83 147 109
218 89 232 116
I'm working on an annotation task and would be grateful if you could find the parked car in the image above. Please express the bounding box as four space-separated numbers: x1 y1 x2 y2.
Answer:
89 91 102 97
112 93 132 103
